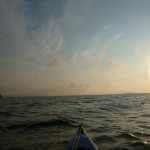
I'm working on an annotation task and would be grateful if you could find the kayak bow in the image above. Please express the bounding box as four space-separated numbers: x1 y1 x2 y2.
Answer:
66 124 99 150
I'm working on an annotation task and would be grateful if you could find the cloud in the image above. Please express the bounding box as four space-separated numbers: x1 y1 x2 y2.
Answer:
0 0 30 57
92 60 102 67
92 35 101 42
102 24 113 31
33 20 63 59
48 57 64 68
106 59 125 69
110 33 124 41
69 83 76 88
66 43 106 70
60 0 91 29
70 49 102 68
93 24 113 42
69 83 91 89
0 0 27 37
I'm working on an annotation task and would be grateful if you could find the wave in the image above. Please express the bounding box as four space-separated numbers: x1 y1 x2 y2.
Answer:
7 119 76 130
94 135 116 143
131 141 150 149
118 132 140 140
107 148 133 150
0 111 14 117
0 125 8 132
138 125 150 129
83 100 93 103
134 131 150 137
6 147 24 150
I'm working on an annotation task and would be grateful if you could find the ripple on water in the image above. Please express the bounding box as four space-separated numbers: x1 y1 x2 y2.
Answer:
0 94 150 150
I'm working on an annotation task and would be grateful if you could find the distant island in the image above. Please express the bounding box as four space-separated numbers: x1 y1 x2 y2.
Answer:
0 94 3 98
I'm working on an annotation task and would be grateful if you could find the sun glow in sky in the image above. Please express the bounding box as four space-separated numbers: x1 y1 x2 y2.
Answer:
0 0 150 96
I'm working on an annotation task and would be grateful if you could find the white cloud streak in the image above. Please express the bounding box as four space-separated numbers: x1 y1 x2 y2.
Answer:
106 59 125 69
110 33 124 41
102 24 113 31
32 20 64 60
67 45 105 69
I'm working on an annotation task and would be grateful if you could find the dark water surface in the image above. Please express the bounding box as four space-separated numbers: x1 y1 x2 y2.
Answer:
0 94 150 150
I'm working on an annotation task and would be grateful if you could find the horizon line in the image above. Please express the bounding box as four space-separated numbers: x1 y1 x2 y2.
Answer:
2 92 150 97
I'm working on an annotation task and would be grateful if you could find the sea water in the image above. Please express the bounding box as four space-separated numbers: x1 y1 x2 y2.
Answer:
0 94 150 150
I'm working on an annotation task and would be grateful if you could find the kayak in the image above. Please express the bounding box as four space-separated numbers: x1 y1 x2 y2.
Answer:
66 124 99 150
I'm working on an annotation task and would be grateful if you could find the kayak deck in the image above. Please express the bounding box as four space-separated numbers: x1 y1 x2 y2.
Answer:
66 125 99 150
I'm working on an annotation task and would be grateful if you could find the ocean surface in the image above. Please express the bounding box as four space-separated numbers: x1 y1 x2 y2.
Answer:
0 94 150 150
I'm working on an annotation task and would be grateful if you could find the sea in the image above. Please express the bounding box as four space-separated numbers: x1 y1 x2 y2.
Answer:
0 94 150 150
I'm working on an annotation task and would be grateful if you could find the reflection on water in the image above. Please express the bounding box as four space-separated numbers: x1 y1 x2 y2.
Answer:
0 94 150 150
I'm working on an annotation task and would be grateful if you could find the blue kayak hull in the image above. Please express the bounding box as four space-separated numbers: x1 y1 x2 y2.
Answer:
66 125 99 150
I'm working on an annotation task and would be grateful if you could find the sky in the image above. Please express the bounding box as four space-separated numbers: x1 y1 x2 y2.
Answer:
0 0 150 96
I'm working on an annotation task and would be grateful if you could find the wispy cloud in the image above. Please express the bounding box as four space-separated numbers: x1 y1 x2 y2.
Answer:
102 24 113 31
0 0 64 65
93 24 113 42
106 59 125 69
0 0 65 96
66 43 106 70
60 0 92 29
33 20 63 59
110 33 124 41
0 0 27 37
0 0 30 57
